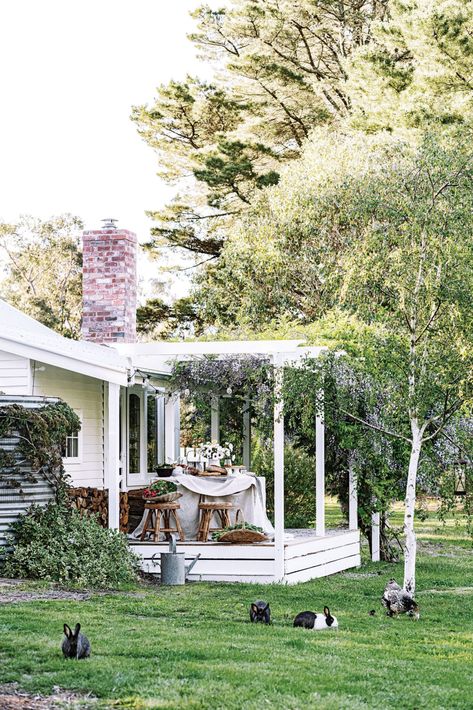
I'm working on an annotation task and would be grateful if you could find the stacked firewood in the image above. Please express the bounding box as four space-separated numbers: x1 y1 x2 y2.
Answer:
126 488 146 534
68 487 129 533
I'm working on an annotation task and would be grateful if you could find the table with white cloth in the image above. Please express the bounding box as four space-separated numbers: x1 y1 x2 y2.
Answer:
131 472 274 541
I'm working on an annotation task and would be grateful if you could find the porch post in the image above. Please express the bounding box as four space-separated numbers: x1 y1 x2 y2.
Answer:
104 382 120 530
165 393 180 463
210 394 220 443
315 389 325 537
273 355 285 582
371 511 381 562
174 395 181 461
242 396 251 470
348 458 358 531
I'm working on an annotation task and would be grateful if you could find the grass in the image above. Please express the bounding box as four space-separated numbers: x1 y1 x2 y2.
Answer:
0 503 472 709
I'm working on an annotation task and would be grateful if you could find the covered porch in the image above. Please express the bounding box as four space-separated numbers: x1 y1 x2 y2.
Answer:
112 340 361 584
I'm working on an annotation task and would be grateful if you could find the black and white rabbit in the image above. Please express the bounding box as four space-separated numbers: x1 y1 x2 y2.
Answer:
61 623 91 659
293 606 338 630
250 600 271 624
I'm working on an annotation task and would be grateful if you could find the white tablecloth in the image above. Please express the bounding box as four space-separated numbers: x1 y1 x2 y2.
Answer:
130 472 274 540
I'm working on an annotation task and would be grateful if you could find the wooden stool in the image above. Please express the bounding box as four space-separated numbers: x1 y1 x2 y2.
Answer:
197 501 242 542
140 502 185 542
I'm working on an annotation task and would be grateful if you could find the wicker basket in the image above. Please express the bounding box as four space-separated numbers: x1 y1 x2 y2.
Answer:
217 529 268 544
143 491 182 503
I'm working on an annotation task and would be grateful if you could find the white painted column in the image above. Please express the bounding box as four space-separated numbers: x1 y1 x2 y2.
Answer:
315 389 325 537
165 393 179 463
104 382 120 530
371 511 380 562
242 397 251 470
156 395 165 465
273 357 285 582
174 395 181 460
119 386 128 489
210 394 220 443
348 459 358 531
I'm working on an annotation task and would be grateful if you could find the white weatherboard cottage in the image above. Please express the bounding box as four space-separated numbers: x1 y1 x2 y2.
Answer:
0 222 361 583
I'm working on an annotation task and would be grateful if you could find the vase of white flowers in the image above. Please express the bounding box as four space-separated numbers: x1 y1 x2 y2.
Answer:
198 441 235 467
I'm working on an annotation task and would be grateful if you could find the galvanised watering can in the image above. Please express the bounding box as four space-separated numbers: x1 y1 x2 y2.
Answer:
159 534 201 585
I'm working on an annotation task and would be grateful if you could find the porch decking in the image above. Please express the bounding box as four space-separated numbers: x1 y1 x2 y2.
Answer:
129 528 360 584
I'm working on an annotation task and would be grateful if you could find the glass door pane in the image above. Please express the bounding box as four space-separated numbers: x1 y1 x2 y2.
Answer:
129 393 141 474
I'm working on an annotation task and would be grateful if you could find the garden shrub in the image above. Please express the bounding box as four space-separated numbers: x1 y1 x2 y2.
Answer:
252 440 319 528
2 497 140 588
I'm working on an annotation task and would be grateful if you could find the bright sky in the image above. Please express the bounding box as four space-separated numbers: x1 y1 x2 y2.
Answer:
0 0 209 298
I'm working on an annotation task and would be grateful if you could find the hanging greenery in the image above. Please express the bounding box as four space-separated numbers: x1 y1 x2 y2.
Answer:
170 354 274 415
0 401 80 494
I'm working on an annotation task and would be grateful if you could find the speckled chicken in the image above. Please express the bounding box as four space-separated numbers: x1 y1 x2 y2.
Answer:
381 579 420 619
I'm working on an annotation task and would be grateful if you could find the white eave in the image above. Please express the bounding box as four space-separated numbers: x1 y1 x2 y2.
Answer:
0 300 128 385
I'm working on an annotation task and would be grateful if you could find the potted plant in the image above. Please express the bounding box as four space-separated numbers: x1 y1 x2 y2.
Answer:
155 463 175 477
198 441 235 467
142 480 181 503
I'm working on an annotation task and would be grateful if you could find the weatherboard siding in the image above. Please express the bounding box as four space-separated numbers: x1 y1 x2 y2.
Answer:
33 365 105 488
0 350 31 394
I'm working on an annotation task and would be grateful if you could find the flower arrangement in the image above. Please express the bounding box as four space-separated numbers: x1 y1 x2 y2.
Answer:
198 441 235 462
142 480 177 499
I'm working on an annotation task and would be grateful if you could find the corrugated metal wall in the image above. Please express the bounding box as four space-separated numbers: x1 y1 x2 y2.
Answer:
0 396 58 550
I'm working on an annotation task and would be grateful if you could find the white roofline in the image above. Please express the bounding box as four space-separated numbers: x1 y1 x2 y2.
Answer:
0 334 128 385
115 339 309 357
0 299 129 384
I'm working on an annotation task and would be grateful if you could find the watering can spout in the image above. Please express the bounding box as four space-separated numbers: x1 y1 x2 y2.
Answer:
186 553 201 577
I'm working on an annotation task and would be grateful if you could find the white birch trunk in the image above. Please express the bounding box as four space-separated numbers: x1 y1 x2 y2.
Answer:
403 421 422 595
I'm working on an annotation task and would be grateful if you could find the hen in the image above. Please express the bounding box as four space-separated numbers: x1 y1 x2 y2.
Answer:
381 579 420 619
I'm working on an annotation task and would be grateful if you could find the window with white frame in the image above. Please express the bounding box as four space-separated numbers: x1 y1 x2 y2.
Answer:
62 411 82 463
127 386 165 482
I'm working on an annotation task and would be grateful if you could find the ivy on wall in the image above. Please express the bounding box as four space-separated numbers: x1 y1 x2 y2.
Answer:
0 401 80 494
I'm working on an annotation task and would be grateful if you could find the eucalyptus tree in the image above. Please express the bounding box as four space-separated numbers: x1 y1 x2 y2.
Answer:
0 214 83 339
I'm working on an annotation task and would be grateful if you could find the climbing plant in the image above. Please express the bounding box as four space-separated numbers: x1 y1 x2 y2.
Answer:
0 401 80 495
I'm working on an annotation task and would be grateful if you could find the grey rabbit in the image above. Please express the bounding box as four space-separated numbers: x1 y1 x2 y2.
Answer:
61 623 91 659
250 600 271 624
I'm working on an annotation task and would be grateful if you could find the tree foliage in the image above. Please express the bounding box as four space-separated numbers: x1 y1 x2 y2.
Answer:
0 214 83 338
132 0 387 260
348 0 473 132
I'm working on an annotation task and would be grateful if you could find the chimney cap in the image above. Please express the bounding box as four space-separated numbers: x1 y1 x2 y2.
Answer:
101 217 118 229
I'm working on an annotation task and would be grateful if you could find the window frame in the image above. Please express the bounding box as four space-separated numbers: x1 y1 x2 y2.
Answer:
126 385 166 487
62 410 83 465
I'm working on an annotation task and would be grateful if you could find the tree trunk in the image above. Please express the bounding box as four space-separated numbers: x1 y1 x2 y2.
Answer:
403 423 422 595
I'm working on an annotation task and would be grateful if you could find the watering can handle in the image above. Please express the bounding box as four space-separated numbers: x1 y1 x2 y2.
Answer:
169 533 177 554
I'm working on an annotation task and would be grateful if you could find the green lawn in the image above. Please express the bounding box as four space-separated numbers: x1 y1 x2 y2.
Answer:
1 504 472 710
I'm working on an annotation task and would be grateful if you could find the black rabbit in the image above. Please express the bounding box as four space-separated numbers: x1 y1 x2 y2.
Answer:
250 600 271 624
61 623 91 659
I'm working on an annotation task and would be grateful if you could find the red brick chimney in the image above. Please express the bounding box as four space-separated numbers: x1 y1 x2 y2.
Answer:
81 219 137 343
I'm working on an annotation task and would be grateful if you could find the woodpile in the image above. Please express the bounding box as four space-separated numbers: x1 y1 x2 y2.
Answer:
68 487 130 533
127 488 147 534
